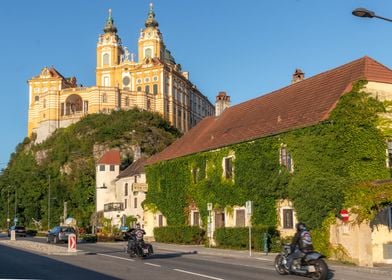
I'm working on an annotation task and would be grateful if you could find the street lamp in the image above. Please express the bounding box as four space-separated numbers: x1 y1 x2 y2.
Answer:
93 183 108 234
352 8 392 22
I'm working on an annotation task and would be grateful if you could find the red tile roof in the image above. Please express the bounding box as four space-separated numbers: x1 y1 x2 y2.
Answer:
98 149 121 165
147 56 392 165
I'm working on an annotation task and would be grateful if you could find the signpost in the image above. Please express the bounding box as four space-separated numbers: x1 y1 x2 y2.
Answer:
207 203 212 248
246 200 252 256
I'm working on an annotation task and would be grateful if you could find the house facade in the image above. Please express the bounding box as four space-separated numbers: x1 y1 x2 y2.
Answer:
145 56 392 265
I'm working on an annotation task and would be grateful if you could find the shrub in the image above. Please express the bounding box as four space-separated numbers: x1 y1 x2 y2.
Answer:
154 226 205 244
214 226 278 251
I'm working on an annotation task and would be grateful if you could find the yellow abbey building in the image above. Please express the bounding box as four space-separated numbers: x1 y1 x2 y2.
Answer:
28 4 215 143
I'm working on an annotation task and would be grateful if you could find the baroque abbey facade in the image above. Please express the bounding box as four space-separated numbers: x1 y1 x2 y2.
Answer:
27 4 215 143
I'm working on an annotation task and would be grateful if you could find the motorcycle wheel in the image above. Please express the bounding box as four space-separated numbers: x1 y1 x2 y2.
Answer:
310 259 328 280
274 254 289 275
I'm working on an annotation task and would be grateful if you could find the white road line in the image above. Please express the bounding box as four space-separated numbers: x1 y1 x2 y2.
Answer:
97 253 135 262
256 257 272 261
144 262 161 267
173 269 224 280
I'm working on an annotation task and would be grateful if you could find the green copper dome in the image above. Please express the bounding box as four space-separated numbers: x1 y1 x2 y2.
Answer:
145 3 159 28
104 9 118 34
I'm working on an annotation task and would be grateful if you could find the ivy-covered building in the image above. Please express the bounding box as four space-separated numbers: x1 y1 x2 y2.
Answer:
144 56 392 265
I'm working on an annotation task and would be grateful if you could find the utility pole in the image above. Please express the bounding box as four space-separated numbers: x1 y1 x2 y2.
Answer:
48 175 51 230
14 188 17 226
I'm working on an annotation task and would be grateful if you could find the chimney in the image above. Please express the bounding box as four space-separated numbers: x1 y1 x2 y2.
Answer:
215 91 231 116
292 69 305 84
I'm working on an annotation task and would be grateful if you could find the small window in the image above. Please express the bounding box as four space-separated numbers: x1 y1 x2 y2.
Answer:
99 165 105 171
192 211 200 226
191 168 200 184
103 53 109 66
102 93 108 103
125 97 129 106
35 96 39 102
387 141 392 168
283 209 294 229
110 165 115 171
134 176 138 183
147 99 151 110
224 157 233 179
137 86 142 92
124 183 128 196
158 215 163 227
124 199 127 209
280 145 294 172
235 209 245 227
215 212 225 229
134 197 137 208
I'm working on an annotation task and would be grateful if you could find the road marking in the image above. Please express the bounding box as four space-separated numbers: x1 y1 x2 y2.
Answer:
144 262 161 267
173 269 224 280
256 257 272 261
97 253 135 262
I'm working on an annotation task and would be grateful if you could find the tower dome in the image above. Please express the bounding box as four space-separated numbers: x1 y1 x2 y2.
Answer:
145 3 159 28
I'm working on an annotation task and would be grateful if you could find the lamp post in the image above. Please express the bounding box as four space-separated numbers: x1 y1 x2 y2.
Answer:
94 183 107 234
352 8 392 22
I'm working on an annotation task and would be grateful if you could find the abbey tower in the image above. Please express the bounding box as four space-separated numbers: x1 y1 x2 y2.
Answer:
28 4 215 143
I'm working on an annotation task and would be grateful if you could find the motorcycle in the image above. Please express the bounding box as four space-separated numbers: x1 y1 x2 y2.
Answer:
126 234 153 258
275 244 328 280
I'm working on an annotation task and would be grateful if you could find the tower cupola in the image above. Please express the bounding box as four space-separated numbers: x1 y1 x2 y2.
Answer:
145 3 159 28
104 9 118 34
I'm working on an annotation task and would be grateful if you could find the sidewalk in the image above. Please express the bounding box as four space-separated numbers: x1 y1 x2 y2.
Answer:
151 242 392 277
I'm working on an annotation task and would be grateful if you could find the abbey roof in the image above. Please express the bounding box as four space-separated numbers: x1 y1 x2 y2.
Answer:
147 56 392 165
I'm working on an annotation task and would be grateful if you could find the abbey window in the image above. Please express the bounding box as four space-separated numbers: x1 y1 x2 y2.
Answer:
103 53 110 66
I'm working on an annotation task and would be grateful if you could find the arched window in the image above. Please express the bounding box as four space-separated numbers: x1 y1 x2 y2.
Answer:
145 85 150 94
102 93 108 103
103 53 109 66
153 84 158 94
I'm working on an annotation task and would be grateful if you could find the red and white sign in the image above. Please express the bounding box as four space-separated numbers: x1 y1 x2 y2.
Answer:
340 209 349 222
68 233 77 252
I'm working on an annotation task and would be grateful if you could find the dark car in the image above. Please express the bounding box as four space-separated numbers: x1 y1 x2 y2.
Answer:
46 226 76 244
7 225 27 237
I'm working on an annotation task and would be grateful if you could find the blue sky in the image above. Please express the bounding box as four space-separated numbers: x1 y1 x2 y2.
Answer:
1 0 392 167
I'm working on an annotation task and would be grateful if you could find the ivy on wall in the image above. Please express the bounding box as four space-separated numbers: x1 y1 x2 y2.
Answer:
145 81 391 231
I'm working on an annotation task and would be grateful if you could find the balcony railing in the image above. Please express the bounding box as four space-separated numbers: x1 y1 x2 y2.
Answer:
104 202 124 212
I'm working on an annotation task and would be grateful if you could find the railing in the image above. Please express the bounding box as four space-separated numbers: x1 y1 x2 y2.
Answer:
104 202 124 212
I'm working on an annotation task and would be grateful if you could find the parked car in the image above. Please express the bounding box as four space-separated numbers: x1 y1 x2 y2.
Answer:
46 226 76 244
7 225 27 237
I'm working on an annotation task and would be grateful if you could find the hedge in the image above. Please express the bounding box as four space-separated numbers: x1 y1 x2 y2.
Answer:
154 226 205 244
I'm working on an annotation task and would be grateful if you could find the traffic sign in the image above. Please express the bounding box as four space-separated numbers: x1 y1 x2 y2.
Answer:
68 234 77 252
246 200 252 215
340 209 349 222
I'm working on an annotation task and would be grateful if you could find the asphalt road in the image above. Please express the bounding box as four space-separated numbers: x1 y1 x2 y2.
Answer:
0 235 391 280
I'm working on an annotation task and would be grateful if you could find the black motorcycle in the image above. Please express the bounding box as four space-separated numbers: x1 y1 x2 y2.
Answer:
275 244 328 280
126 234 153 258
